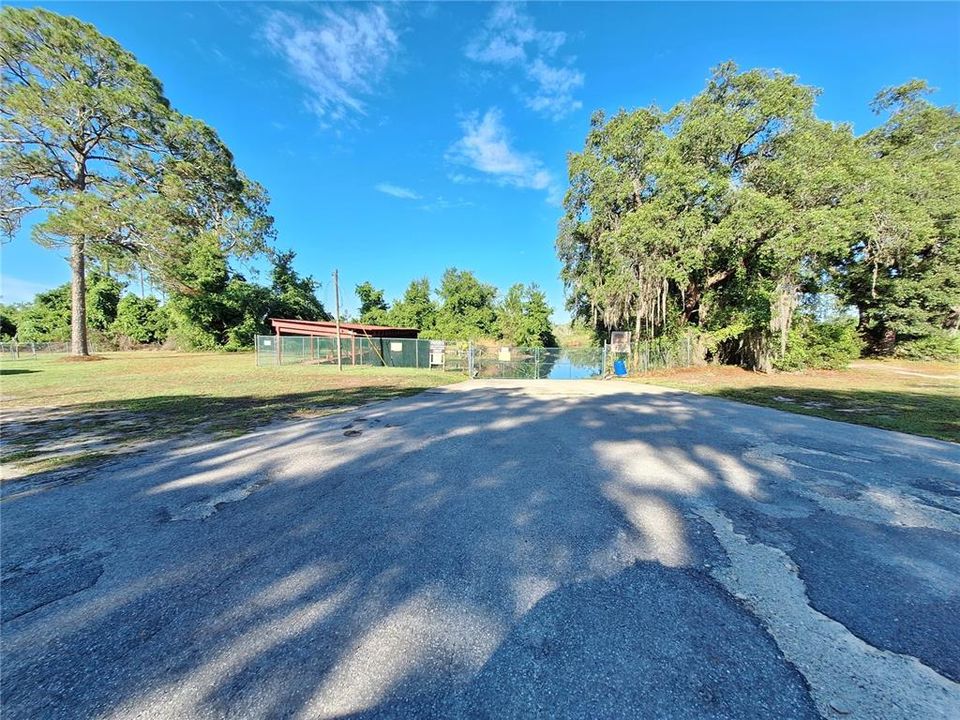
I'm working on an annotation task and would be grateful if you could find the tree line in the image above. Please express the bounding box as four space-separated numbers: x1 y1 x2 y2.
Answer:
0 263 558 350
558 63 959 369
0 250 328 349
354 269 556 346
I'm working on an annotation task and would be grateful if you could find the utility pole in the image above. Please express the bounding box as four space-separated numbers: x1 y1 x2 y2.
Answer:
333 269 343 371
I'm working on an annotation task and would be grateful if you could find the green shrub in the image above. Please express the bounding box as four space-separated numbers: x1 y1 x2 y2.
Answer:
112 295 168 344
775 319 863 371
164 320 219 351
0 305 19 340
12 284 71 342
224 316 260 351
86 273 123 331
894 332 960 362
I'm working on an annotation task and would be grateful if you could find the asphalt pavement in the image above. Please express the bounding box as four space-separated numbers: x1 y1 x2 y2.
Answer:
2 379 958 719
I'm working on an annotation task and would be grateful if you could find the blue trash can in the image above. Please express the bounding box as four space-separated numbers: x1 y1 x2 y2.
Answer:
613 359 628 377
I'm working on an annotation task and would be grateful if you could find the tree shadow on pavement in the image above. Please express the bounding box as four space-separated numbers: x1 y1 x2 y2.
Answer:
2 385 958 718
0 385 436 486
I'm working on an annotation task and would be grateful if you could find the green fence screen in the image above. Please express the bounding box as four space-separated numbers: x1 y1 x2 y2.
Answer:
255 335 468 371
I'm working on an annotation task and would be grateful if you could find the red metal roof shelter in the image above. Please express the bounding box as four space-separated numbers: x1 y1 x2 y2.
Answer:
269 318 419 338
269 319 421 367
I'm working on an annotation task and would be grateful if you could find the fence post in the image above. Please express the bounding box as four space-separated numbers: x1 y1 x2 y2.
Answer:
602 343 608 376
534 347 539 379
467 341 474 377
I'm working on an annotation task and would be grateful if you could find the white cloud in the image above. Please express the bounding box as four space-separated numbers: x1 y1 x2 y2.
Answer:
524 59 583 118
446 108 554 194
263 6 399 125
376 184 473 211
375 183 422 200
466 4 583 120
466 4 565 64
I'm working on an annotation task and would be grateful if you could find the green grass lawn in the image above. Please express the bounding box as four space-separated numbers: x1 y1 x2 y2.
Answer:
3 351 955 483
1 351 463 479
631 359 960 443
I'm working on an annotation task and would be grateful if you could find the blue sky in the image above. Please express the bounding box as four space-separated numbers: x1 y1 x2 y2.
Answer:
2 2 958 320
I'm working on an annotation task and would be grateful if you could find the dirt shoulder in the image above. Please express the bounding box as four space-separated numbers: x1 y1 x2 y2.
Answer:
629 359 959 443
1 351 463 485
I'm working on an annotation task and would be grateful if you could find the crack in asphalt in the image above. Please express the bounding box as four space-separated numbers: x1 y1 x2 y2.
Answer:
743 442 960 532
1 548 106 623
694 504 960 720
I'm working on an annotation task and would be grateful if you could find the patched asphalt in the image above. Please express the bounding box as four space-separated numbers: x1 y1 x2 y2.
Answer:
1 379 958 719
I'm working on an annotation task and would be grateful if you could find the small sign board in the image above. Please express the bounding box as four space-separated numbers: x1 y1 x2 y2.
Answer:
390 342 403 352
498 347 512 362
610 331 631 354
263 339 272 346
429 340 445 366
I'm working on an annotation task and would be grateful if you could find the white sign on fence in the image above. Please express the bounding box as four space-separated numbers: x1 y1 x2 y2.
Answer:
429 340 445 366
610 331 631 354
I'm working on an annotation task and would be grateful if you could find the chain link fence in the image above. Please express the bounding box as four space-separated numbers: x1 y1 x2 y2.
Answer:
254 333 695 379
472 335 694 379
472 344 605 379
254 335 469 372
0 341 89 359
624 335 696 373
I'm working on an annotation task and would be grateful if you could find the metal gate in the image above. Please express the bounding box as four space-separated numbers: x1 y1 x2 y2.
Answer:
468 335 695 380
471 345 604 380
